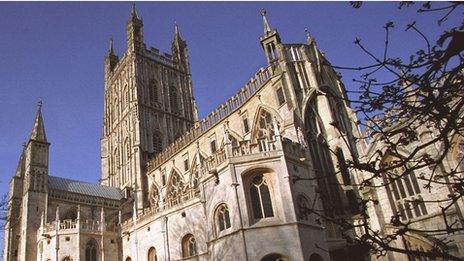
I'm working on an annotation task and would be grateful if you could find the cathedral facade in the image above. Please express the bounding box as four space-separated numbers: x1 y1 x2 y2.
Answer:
4 6 364 261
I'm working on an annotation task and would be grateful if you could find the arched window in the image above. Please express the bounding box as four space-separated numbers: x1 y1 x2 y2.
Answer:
148 247 157 261
152 130 163 154
215 204 231 232
170 86 179 113
114 148 120 168
250 173 274 219
257 109 276 140
325 89 350 135
382 156 427 220
296 194 310 221
182 234 197 258
304 98 343 216
150 79 159 106
124 138 131 161
62 257 73 261
85 239 97 261
125 257 132 261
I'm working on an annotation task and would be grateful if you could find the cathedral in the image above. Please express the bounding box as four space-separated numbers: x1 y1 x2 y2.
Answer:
5 4 463 261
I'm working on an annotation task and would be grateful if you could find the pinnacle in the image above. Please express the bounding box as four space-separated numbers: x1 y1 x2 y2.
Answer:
29 100 47 143
130 2 140 21
260 8 272 34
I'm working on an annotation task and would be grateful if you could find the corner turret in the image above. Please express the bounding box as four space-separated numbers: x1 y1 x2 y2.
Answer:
259 9 281 64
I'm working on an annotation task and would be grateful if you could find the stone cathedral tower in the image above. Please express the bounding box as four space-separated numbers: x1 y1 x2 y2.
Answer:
100 5 197 210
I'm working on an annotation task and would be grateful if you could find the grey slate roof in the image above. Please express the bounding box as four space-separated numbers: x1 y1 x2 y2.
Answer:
48 176 123 200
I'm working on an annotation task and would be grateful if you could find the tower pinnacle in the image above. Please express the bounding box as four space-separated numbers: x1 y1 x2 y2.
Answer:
174 21 182 40
108 37 115 55
29 100 47 143
260 8 272 34
131 2 140 20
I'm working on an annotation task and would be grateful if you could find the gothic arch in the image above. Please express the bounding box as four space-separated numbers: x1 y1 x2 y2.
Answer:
300 88 319 124
85 238 99 261
123 137 131 161
166 169 186 199
250 106 283 141
152 129 164 154
147 246 157 261
241 167 277 222
211 202 232 235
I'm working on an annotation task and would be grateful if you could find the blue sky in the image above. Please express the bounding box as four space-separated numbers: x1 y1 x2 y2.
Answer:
0 1 460 215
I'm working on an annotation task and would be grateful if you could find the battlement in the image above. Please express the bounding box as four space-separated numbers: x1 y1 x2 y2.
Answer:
147 64 274 171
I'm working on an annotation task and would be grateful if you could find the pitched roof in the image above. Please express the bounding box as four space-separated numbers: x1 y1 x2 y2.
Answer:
48 176 123 200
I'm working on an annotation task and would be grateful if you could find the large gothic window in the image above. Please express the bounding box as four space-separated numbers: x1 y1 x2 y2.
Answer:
148 247 157 261
249 173 274 219
85 239 97 261
304 98 343 216
382 156 427 220
182 234 197 258
215 204 231 232
325 90 350 135
257 109 275 140
167 171 185 199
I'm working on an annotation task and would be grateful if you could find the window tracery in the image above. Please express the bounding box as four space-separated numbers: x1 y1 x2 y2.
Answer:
249 173 274 219
215 204 231 232
383 156 427 220
85 238 97 261
167 171 185 199
304 98 343 216
182 234 197 258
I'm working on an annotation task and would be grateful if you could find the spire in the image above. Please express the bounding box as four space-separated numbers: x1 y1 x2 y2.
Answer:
29 100 47 143
306 27 322 73
130 2 140 21
174 21 182 40
260 8 272 34
108 37 115 55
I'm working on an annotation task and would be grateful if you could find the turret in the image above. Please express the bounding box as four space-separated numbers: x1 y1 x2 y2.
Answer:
24 101 49 194
259 9 281 64
171 22 190 74
105 38 119 78
126 3 144 52
14 101 50 260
